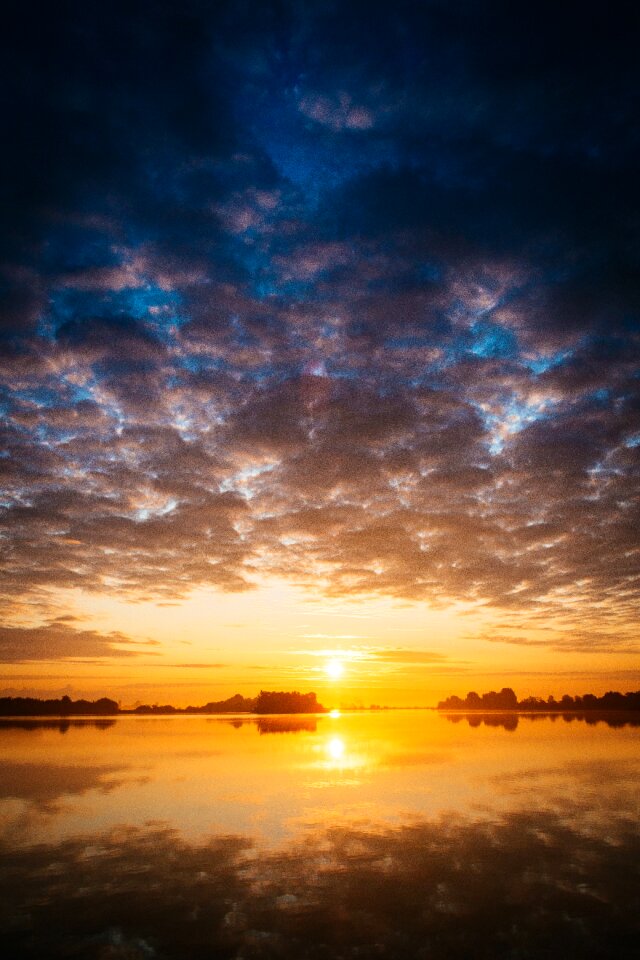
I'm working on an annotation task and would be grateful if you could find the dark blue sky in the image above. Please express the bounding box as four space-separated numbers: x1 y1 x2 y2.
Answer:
1 0 639 664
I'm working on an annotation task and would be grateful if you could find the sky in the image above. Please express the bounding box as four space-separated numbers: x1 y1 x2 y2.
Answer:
1 0 639 707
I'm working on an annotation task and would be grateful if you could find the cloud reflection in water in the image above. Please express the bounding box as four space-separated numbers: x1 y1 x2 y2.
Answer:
1 812 639 960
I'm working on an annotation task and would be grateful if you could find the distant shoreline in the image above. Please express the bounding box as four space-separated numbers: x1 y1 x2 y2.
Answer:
437 707 640 712
1 706 639 719
2 687 639 718
437 687 640 712
0 690 328 718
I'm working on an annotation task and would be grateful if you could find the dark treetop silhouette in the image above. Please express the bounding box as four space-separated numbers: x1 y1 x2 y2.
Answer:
437 688 640 711
0 695 118 717
0 691 327 716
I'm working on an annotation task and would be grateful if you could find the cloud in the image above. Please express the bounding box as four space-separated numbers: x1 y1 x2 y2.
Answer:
0 0 638 658
485 631 640 656
0 623 156 663
163 663 228 669
294 647 463 667
371 650 462 665
298 91 375 131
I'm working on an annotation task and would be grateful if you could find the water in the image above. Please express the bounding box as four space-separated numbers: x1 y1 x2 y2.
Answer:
1 711 639 958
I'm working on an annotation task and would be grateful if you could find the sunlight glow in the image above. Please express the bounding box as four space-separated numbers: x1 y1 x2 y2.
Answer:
325 658 344 680
327 736 345 760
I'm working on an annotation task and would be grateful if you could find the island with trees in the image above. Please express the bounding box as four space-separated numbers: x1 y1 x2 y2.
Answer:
437 688 640 711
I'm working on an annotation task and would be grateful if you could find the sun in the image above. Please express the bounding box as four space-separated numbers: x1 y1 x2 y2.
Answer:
325 658 344 680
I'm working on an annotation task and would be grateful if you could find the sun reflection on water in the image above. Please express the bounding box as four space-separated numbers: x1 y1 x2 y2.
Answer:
316 730 370 779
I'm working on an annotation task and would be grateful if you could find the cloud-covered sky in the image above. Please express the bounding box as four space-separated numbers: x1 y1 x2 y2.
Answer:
1 1 638 699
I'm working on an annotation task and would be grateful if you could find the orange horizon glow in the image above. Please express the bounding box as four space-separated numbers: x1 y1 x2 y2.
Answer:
1 578 638 709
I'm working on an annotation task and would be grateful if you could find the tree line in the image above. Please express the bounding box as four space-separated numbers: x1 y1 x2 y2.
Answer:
0 690 327 716
0 695 119 716
437 688 640 711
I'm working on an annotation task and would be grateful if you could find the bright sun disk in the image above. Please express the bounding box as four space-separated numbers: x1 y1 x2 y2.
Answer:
325 658 344 679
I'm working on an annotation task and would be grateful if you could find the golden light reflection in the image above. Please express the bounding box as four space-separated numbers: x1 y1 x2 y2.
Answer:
329 709 341 718
315 729 370 778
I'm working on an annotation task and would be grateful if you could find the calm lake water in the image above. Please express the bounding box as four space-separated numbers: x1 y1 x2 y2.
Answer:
1 711 639 959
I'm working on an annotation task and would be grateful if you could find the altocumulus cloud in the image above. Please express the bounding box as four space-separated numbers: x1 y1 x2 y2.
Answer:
0 0 638 652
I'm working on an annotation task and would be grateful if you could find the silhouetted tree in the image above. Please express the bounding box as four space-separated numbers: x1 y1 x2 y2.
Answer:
254 690 326 714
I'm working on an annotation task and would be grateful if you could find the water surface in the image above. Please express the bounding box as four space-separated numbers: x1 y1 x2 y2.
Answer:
2 711 638 958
